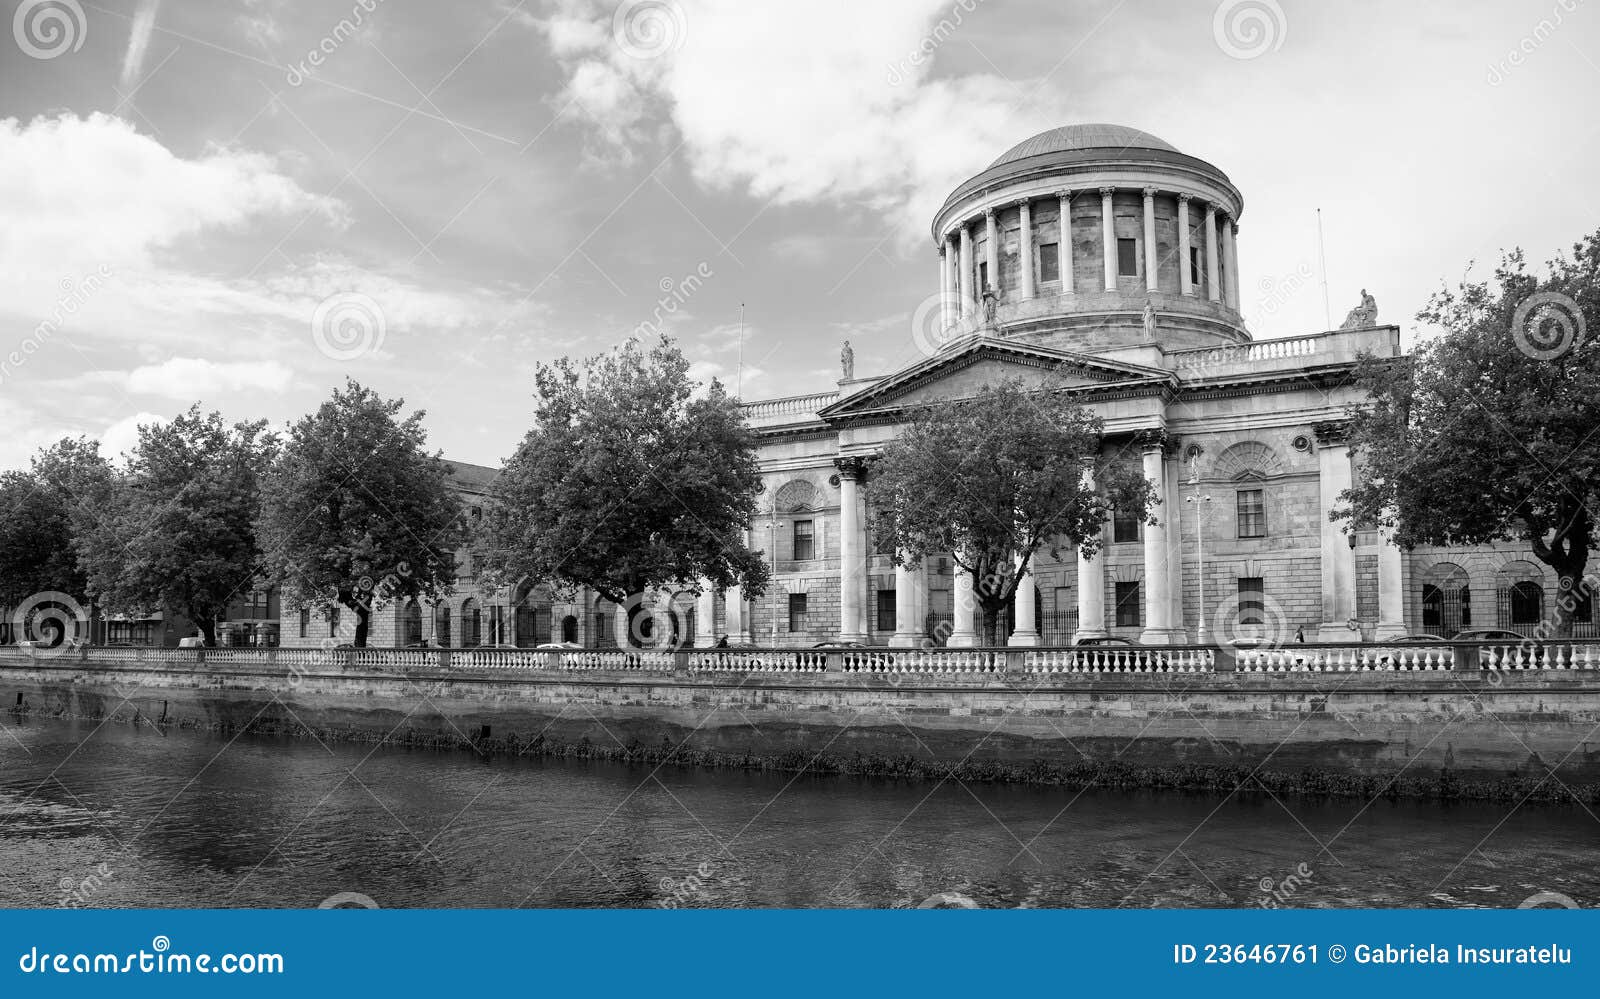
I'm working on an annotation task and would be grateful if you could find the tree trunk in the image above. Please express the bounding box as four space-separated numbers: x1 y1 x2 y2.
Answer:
353 603 371 648
1548 554 1589 639
198 618 217 648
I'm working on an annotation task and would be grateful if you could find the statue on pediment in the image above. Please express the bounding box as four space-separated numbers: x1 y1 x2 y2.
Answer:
1338 288 1379 329
840 340 855 380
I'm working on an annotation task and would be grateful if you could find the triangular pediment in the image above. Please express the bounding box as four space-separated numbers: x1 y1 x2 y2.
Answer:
818 336 1174 422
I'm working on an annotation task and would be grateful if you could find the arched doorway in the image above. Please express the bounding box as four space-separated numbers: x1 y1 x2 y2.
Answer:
434 602 452 648
1419 563 1470 637
402 600 423 647
513 581 553 647
560 614 578 644
461 598 482 648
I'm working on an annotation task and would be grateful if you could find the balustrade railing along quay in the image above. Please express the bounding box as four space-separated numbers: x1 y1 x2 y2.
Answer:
5 640 1600 679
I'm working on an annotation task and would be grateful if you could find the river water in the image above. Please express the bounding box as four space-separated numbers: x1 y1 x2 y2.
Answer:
0 717 1594 909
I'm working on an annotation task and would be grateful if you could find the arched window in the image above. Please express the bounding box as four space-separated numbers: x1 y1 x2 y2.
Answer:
434 603 452 647
461 598 482 648
560 615 578 644
1509 581 1543 626
402 601 423 647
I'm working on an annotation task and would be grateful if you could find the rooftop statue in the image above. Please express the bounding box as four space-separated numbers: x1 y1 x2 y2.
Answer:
1338 288 1379 330
840 340 854 380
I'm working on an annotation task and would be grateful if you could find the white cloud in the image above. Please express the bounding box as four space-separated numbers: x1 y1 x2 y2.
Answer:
125 358 295 397
99 411 169 464
529 0 1065 244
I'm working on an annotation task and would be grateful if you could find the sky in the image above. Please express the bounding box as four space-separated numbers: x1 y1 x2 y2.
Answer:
1 0 1596 469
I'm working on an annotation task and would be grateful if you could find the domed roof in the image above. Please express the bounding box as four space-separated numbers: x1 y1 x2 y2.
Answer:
987 123 1179 168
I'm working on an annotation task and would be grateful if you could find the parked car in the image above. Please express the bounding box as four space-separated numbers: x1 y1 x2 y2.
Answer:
1072 636 1135 647
1452 628 1536 668
534 642 582 650
1373 633 1448 668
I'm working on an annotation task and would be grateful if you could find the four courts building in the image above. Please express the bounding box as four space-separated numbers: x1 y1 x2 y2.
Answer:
271 125 1588 649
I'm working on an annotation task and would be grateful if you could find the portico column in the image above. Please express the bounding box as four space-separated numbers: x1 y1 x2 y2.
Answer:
1374 506 1408 640
725 584 748 644
948 560 979 647
1314 422 1357 641
1222 220 1240 310
984 207 998 295
1074 457 1108 640
1017 199 1034 301
835 457 868 643
1136 432 1183 644
1204 203 1221 303
1142 187 1158 293
1177 194 1193 296
1099 187 1117 291
1057 191 1075 295
959 225 974 323
694 580 716 647
1007 561 1039 647
891 553 925 647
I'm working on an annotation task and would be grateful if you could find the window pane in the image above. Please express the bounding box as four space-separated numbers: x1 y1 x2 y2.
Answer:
1114 581 1141 627
788 593 808 632
1038 242 1059 283
1237 577 1265 625
1113 507 1140 543
1117 237 1138 277
876 589 896 633
1236 489 1266 538
793 520 814 561
1190 247 1201 285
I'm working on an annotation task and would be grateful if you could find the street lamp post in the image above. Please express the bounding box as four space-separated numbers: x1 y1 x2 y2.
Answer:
1185 456 1212 644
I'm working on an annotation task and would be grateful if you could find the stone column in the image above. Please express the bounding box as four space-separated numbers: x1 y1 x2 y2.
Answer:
1314 422 1357 641
1057 190 1075 295
835 457 868 643
694 581 716 648
938 242 950 332
1099 187 1117 291
1017 198 1034 301
959 224 974 323
1177 194 1193 296
984 207 998 295
948 561 979 647
1375 507 1408 640
1142 187 1159 293
891 554 924 647
944 235 960 330
1222 219 1240 310
1008 561 1040 647
726 583 749 644
1136 431 1183 644
1074 456 1108 640
1204 203 1221 303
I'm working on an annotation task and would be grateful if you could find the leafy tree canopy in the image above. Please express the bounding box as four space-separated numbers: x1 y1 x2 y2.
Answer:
1337 229 1600 635
0 436 112 611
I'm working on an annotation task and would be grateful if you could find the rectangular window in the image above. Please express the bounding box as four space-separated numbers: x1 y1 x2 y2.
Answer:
328 607 340 637
1576 589 1594 624
792 520 815 561
298 607 309 639
1038 242 1060 283
1117 237 1138 277
876 589 896 634
978 261 989 291
788 593 808 633
1238 577 1265 626
1114 581 1141 628
1112 506 1140 543
1237 489 1266 538
1190 247 1201 286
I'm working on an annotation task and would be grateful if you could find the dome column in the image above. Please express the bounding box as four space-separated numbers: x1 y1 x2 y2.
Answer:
937 242 950 331
1204 202 1221 303
943 235 959 329
1099 187 1117 291
984 208 999 298
1017 199 1034 301
958 224 974 324
1142 188 1159 294
1057 191 1075 296
1177 194 1193 297
1223 220 1241 310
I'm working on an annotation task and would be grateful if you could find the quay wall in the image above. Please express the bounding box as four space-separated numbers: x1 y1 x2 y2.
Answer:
3 653 1599 782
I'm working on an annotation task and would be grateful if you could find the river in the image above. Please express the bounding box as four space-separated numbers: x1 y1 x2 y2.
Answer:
1 716 1594 909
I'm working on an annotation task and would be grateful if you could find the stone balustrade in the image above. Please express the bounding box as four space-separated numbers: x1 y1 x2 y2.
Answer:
1170 336 1319 370
7 642 1600 678
738 391 840 426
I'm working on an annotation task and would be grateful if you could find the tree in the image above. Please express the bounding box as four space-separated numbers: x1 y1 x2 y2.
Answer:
0 438 113 642
1336 229 1600 637
477 336 768 645
73 408 275 647
258 381 463 648
870 378 1156 645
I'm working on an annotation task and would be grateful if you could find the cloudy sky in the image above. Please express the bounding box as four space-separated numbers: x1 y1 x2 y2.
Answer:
1 0 1595 469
